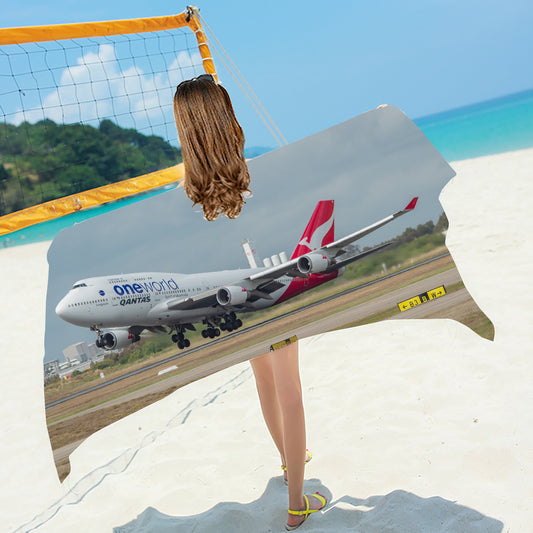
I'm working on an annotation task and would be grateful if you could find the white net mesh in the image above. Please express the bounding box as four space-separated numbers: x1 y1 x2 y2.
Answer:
0 27 205 214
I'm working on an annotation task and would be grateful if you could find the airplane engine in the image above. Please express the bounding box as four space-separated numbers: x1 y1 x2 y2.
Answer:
297 253 331 274
98 330 140 350
216 286 248 306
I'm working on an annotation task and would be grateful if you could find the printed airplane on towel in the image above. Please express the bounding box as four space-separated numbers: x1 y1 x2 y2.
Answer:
56 197 418 350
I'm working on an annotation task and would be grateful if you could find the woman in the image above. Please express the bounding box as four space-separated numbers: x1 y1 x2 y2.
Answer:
173 74 326 530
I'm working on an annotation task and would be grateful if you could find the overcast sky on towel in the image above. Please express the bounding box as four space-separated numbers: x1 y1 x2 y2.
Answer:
3 0 532 147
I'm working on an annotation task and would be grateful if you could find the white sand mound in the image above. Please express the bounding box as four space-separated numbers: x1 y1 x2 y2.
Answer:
1 148 532 532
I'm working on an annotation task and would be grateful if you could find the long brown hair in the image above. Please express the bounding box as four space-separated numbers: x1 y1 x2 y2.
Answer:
173 75 251 221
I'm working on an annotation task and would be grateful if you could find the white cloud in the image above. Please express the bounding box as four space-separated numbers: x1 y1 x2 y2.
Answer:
13 44 204 134
168 51 203 86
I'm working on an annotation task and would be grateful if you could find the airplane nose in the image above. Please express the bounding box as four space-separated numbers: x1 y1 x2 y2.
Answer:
55 298 69 321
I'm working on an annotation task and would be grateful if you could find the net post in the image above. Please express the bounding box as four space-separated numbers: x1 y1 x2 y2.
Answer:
185 6 219 82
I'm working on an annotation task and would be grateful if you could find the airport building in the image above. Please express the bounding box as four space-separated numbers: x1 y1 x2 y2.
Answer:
43 359 60 382
44 341 106 384
62 341 101 363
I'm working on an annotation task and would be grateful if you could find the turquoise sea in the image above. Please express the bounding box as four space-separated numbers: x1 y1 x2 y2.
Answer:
1 186 176 248
2 88 533 248
415 88 533 161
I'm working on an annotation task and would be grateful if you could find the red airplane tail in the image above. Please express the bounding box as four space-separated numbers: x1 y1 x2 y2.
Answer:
290 200 335 259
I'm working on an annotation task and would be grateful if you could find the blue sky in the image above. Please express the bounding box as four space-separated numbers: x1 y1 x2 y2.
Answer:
2 0 532 147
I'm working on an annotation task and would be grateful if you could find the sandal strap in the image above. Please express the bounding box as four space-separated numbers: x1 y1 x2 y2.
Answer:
288 495 310 516
288 493 326 516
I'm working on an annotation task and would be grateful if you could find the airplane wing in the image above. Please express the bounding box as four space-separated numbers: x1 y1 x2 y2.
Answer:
145 325 169 334
122 324 194 338
249 257 302 282
324 197 418 256
249 197 418 282
162 277 288 310
326 241 395 271
124 325 170 335
165 287 219 311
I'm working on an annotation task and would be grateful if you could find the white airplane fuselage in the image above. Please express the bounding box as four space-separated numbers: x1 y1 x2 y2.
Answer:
55 267 321 329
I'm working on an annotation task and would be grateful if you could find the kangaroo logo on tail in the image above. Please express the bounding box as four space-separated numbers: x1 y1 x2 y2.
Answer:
291 200 335 259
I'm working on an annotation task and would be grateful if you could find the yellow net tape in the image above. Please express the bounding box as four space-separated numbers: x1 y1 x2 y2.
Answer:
0 8 215 236
0 164 185 235
0 9 217 79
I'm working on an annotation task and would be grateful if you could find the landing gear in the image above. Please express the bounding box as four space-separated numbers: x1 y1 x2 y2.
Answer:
172 313 244 348
92 326 102 348
171 326 191 350
200 313 246 339
201 326 221 339
171 332 184 343
215 311 242 333
177 338 190 349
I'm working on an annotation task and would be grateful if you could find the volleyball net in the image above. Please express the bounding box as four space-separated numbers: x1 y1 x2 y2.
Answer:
0 7 217 236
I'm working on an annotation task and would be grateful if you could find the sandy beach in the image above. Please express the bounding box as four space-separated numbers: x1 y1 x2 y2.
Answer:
1 148 532 532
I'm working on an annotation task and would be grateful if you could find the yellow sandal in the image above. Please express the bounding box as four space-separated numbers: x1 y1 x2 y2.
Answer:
281 449 312 485
286 492 327 530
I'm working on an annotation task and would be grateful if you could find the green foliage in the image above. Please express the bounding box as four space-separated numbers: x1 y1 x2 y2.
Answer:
56 165 107 195
434 211 449 233
0 163 9 186
0 119 182 214
91 335 174 372
92 358 116 370
117 335 174 366
345 221 447 280
394 220 435 245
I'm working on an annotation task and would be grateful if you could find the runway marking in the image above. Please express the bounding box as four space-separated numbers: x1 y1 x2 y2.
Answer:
157 365 178 376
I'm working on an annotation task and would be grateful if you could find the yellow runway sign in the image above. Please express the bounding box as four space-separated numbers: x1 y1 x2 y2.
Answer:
427 286 447 299
398 285 447 311
270 336 298 351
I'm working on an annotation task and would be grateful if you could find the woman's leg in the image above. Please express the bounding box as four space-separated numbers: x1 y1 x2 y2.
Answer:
268 341 307 520
250 353 286 465
251 341 324 527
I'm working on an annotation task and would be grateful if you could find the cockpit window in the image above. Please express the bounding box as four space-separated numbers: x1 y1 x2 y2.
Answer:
72 283 87 289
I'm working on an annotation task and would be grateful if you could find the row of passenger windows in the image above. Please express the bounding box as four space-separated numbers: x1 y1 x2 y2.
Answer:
68 299 107 307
